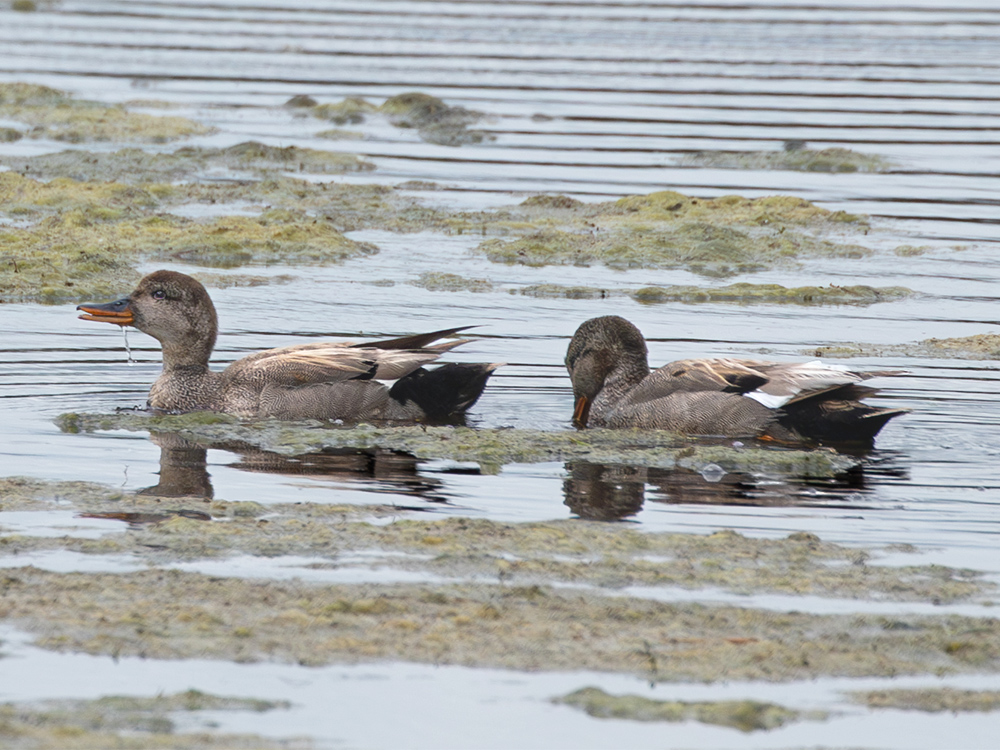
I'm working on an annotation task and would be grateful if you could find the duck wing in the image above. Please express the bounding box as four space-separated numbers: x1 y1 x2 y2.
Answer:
627 357 900 410
742 360 877 408
624 358 770 405
226 342 445 388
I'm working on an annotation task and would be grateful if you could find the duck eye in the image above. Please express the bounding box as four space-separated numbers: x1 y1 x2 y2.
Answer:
152 289 166 300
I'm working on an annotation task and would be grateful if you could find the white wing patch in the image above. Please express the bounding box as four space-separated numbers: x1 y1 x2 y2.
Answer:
744 361 860 408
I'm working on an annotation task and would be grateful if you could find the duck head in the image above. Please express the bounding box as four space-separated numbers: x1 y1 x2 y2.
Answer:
77 270 219 366
565 315 648 428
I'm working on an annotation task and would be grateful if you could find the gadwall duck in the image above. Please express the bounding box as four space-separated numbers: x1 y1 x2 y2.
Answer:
565 315 907 445
77 270 500 423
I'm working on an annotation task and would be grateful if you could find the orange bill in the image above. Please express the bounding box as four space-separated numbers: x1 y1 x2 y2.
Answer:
77 297 134 326
572 395 591 429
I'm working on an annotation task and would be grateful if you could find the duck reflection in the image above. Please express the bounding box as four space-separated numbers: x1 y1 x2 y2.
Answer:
563 459 890 522
137 432 216 499
137 432 449 503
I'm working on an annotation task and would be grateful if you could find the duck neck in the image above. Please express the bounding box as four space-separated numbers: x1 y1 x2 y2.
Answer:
595 354 650 410
150 334 221 413
159 332 215 374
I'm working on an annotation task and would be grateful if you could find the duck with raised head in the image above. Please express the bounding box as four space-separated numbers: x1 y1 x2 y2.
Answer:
565 315 908 445
77 270 500 423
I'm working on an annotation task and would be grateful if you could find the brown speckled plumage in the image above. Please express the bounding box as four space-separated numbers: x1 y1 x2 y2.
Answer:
78 270 499 423
565 315 908 445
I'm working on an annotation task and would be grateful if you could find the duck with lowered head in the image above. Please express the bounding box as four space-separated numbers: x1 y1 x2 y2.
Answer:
565 315 908 446
77 270 500 423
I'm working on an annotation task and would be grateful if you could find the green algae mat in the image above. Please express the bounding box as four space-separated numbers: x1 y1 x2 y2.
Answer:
56 411 860 477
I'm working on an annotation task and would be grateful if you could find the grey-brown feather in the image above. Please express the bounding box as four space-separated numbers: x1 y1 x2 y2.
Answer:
566 315 907 444
89 270 496 422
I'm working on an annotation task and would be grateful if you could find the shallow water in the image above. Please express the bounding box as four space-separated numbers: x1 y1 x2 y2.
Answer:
2 0 1000 747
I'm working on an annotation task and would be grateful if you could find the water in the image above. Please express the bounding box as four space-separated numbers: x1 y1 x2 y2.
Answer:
1 0 1000 747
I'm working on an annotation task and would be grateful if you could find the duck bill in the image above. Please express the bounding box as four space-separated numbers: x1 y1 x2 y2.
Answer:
572 395 591 429
77 297 134 326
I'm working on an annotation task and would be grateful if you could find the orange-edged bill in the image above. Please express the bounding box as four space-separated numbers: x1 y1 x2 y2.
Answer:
77 298 134 326
572 395 591 429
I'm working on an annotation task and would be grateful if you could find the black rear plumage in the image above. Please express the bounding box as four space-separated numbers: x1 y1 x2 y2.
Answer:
389 362 499 424
772 385 910 446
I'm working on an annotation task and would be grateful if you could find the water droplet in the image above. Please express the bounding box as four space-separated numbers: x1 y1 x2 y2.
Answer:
122 328 135 366
699 463 726 483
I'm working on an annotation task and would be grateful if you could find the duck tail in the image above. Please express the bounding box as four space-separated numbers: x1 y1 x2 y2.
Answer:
776 397 909 446
388 362 502 424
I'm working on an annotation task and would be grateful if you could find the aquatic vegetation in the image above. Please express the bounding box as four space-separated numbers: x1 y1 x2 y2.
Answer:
0 82 212 143
0 209 375 303
55 412 861 476
311 92 492 146
0 690 299 750
1 474 996 683
2 565 1000 681
312 96 377 125
520 281 914 306
811 333 1000 361
315 128 365 140
379 92 492 146
476 191 872 276
520 284 611 299
412 271 494 292
3 475 988 603
553 687 813 730
850 687 1000 712
678 146 893 173
0 142 374 183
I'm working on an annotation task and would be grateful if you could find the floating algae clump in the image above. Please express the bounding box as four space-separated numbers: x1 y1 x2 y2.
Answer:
679 146 893 173
310 92 492 145
476 191 871 277
379 92 492 146
313 96 378 125
56 412 860 477
554 687 812 731
850 688 1000 713
0 690 298 750
520 283 612 299
0 209 376 303
0 171 159 220
811 333 1000 361
0 82 212 143
0 169 439 237
520 281 913 306
412 272 493 292
6 565 1000 681
0 142 374 183
1 476 990 603
631 282 913 306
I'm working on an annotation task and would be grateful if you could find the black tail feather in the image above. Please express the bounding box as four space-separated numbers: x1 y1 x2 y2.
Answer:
777 398 909 446
389 362 499 423
353 326 476 351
